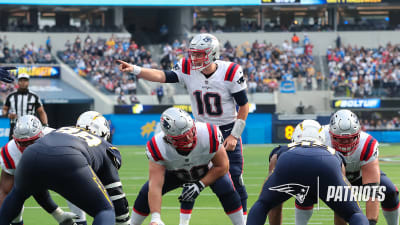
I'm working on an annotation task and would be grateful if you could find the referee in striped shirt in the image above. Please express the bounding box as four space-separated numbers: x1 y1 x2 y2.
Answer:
2 73 48 140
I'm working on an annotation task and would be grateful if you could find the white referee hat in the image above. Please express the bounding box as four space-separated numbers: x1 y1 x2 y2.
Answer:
17 73 30 80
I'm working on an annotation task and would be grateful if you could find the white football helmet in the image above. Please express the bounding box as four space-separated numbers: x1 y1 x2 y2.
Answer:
329 109 361 155
13 115 43 151
292 120 325 143
160 107 196 155
76 111 110 140
189 33 220 71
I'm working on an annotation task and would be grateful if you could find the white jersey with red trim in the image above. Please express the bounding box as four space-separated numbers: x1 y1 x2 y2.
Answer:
323 125 379 182
172 58 247 126
146 122 224 182
0 127 55 175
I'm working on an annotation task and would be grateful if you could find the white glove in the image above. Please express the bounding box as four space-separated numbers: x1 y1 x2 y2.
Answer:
179 181 205 202
51 207 80 225
150 212 165 225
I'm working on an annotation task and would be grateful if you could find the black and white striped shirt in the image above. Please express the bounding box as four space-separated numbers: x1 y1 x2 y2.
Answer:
5 90 42 123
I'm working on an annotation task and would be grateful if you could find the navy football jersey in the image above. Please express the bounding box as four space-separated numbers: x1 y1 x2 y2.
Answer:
35 126 120 172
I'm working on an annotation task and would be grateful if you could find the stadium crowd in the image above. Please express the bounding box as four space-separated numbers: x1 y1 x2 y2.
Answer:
327 43 400 97
0 36 54 64
58 35 143 101
161 34 318 94
361 117 400 130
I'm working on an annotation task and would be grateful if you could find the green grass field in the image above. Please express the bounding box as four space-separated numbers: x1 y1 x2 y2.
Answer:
11 144 400 225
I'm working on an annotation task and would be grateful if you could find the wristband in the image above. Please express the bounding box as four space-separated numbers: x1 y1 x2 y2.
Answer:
151 212 161 221
132 65 142 76
231 119 246 139
51 207 64 223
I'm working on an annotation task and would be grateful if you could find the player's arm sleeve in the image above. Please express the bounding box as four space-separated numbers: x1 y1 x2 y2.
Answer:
164 71 179 83
232 90 248 106
104 181 130 224
32 190 59 213
268 146 281 162
170 58 187 85
360 138 379 166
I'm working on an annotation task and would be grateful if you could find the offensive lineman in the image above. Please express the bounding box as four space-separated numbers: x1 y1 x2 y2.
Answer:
130 107 244 225
118 33 249 225
247 120 369 225
0 113 130 225
292 110 399 225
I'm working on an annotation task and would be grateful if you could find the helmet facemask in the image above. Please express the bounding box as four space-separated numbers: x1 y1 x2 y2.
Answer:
164 124 197 156
14 132 43 151
330 131 360 155
329 109 361 155
189 48 213 71
13 115 44 151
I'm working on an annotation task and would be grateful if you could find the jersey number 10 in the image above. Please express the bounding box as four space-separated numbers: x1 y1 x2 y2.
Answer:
194 91 223 116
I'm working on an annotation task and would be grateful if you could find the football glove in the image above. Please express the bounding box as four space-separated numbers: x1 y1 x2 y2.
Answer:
178 180 205 202
51 207 79 225
0 66 16 83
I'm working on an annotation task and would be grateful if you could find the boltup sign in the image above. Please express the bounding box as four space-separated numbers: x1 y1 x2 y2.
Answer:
332 99 381 109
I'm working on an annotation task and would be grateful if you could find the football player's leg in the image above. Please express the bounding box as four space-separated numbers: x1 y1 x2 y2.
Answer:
211 173 244 225
131 171 182 225
10 206 24 225
228 139 248 217
0 188 29 225
67 200 87 225
380 172 399 225
179 201 194 225
319 172 368 225
294 199 314 225
247 172 292 225
52 165 116 225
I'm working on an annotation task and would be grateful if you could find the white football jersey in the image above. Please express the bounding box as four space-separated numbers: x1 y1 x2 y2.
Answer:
172 58 247 126
323 125 379 182
146 122 224 182
0 127 55 175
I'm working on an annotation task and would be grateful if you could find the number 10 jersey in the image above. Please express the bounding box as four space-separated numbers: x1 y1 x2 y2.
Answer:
172 58 247 126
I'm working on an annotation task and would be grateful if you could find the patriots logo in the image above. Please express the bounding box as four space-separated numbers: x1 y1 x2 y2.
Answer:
269 183 310 203
162 118 171 130
174 63 180 71
203 37 211 42
237 76 245 84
